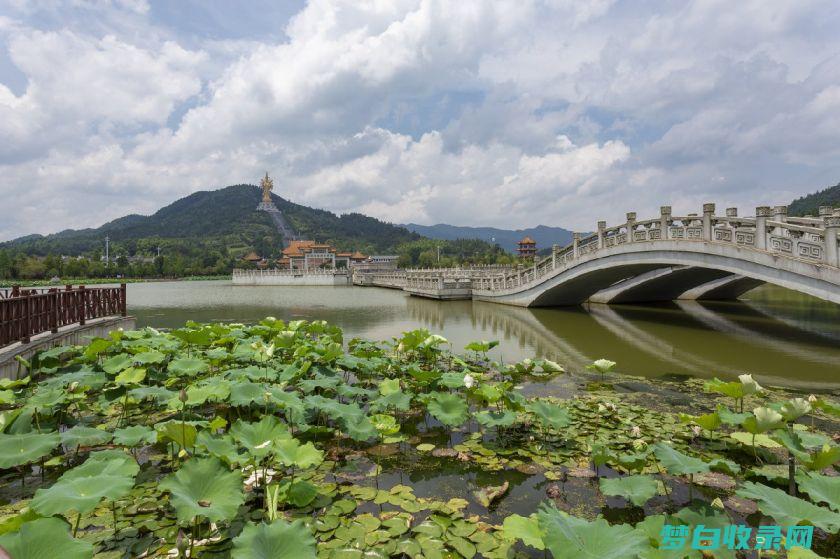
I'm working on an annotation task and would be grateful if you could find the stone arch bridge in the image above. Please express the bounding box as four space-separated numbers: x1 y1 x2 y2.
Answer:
356 204 840 307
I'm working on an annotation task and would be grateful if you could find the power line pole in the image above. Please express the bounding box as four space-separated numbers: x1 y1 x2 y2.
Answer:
105 236 110 267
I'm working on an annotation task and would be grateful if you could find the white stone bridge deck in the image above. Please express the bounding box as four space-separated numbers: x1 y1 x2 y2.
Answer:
355 204 840 307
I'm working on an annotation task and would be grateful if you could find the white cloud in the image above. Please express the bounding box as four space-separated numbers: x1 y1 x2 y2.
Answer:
1 0 840 242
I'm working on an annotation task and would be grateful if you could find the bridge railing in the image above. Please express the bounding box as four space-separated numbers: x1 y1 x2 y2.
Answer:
0 284 126 347
472 203 840 293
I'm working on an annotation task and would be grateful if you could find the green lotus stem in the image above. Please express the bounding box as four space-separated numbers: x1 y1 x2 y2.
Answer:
73 512 81 537
111 500 118 534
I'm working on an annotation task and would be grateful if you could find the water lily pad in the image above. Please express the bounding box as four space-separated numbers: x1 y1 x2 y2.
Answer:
416 443 436 452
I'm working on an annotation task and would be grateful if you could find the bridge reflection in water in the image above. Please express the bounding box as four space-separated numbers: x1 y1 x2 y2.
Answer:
404 286 840 389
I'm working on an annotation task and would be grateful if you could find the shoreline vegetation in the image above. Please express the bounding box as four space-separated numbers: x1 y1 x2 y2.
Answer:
0 275 230 289
0 318 837 558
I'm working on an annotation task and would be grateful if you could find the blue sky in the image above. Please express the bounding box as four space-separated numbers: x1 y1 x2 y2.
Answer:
1 0 840 241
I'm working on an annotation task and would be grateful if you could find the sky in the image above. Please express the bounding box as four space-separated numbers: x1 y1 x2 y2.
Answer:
1 0 840 241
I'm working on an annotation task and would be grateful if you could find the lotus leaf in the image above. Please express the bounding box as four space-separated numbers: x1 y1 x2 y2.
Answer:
31 468 135 516
0 517 93 559
232 519 316 559
0 431 60 468
736 481 840 532
501 514 544 550
796 472 840 512
528 401 571 430
536 502 648 559
230 416 290 458
59 426 113 448
132 349 166 365
113 425 157 447
426 392 469 427
474 410 517 428
272 438 323 469
599 475 659 507
159 457 245 524
652 443 709 476
102 353 133 375
167 357 208 377
157 421 197 450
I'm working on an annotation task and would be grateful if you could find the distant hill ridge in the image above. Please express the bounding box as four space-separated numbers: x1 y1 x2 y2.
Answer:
402 223 575 252
1 184 420 256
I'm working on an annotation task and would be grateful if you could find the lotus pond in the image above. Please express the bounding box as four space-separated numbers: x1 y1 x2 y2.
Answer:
0 318 838 558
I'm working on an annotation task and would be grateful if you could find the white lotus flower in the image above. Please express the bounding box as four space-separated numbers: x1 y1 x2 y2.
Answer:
808 394 818 403
463 374 475 389
630 425 642 438
738 373 763 395
691 425 703 437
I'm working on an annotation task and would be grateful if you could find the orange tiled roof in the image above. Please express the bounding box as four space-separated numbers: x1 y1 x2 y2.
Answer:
518 236 536 245
282 240 316 257
243 251 262 261
351 251 367 259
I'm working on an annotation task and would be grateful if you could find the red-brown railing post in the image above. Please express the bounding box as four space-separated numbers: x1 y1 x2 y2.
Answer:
78 285 86 326
51 290 59 334
21 291 31 344
11 285 20 298
120 283 127 317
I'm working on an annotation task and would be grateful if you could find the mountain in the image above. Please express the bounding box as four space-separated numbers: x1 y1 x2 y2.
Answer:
789 181 840 216
402 223 576 252
1 184 420 258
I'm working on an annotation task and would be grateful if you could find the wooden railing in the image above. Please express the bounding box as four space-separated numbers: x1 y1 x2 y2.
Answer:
0 284 126 347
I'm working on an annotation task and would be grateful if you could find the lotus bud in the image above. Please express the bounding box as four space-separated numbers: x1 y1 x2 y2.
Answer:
711 497 725 510
630 425 642 438
691 425 702 437
176 528 188 556
808 394 818 403
463 374 475 389
179 388 188 403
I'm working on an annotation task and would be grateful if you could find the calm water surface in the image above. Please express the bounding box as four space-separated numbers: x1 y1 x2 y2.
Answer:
126 281 840 390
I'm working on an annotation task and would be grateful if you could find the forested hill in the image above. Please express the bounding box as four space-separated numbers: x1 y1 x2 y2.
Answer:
1 184 420 258
789 181 840 216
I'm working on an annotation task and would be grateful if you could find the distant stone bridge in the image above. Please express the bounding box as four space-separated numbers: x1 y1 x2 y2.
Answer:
355 204 840 306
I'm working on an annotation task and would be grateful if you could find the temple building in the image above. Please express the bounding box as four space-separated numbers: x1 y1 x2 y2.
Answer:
276 240 367 270
517 236 537 260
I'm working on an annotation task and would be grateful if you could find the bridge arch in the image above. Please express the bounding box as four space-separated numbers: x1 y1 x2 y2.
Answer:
471 203 840 307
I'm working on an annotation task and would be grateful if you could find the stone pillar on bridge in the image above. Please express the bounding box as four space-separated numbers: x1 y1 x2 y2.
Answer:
552 244 559 268
703 203 715 241
573 232 580 258
825 216 840 267
755 206 771 251
597 221 606 249
625 212 637 242
773 205 788 236
660 206 671 240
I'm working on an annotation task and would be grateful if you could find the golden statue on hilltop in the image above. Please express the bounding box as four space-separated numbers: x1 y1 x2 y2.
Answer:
260 172 274 204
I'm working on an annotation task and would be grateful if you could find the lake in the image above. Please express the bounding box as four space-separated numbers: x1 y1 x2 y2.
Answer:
125 280 840 390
